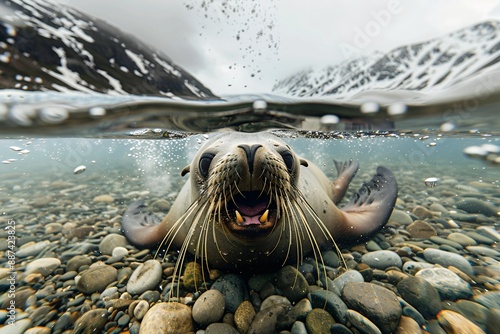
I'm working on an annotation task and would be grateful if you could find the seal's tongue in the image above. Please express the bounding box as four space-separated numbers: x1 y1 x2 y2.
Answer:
236 198 268 225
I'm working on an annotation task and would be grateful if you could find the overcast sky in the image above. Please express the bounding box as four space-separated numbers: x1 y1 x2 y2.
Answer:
58 0 500 96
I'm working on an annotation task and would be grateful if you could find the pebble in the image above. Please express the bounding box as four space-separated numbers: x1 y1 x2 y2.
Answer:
406 220 437 238
140 302 193 333
66 255 92 272
291 321 308 334
16 241 50 258
72 309 109 334
182 261 204 291
466 245 500 258
93 194 115 203
205 323 239 334
192 290 226 325
402 261 434 275
305 308 335 334
24 257 61 276
346 309 382 334
274 265 309 303
423 248 474 276
412 205 433 219
0 318 32 334
308 289 348 324
211 274 249 313
133 300 149 320
437 310 486 334
126 259 162 295
396 315 422 334
415 267 472 301
397 276 442 319
454 300 489 329
76 264 117 294
455 198 498 216
234 300 256 334
447 232 477 246
248 304 287 334
342 282 401 334
293 298 312 321
99 233 128 255
388 209 414 225
487 308 500 334
476 226 500 242
331 269 364 294
361 250 402 270
429 236 463 250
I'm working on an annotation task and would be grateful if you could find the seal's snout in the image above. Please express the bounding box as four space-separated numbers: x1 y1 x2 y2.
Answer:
238 144 262 175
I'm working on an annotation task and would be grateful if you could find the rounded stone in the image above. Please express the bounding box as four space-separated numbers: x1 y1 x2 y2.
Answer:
211 274 249 313
291 321 308 334
397 276 442 319
140 302 193 333
274 265 309 303
182 261 204 292
455 198 498 216
24 258 61 277
423 248 474 276
133 300 149 320
93 194 115 203
126 260 162 295
402 261 434 275
192 290 226 326
361 250 402 270
305 308 335 334
308 289 348 324
396 315 422 334
66 255 92 272
388 209 414 226
342 282 401 334
72 309 109 334
261 295 291 310
17 241 50 258
466 245 500 257
205 323 239 334
447 233 477 247
76 265 117 294
454 300 488 328
234 300 256 334
346 309 382 334
416 267 472 301
293 298 312 321
437 310 485 333
406 220 437 238
331 270 364 294
412 205 433 219
99 234 128 255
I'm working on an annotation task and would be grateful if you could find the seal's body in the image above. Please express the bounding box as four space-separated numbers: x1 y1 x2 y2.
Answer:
122 132 397 271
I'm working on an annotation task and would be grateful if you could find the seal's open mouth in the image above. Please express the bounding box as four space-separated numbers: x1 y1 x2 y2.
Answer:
226 191 275 236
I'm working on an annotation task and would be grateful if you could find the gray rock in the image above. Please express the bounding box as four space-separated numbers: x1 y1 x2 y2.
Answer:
24 257 61 276
126 260 162 295
248 304 289 334
466 245 500 257
293 298 312 321
205 323 239 334
290 321 308 334
473 291 500 309
133 300 149 321
388 209 414 225
261 295 291 310
342 282 401 334
140 302 193 334
346 309 382 334
476 226 500 242
454 300 488 330
308 289 348 324
322 250 341 267
211 274 249 313
486 308 500 334
465 231 495 245
429 236 463 250
397 276 442 319
192 290 225 326
416 267 472 301
331 270 364 294
330 323 354 334
16 241 50 258
99 233 128 255
456 198 498 216
361 250 402 270
274 265 309 303
447 233 477 247
423 248 474 276
76 264 117 294
402 261 434 274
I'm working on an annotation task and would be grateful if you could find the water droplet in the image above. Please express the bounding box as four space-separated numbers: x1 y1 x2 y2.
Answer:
253 100 267 111
320 114 339 125
360 102 379 114
73 165 86 174
89 107 106 117
424 177 439 188
440 122 455 132
387 103 407 115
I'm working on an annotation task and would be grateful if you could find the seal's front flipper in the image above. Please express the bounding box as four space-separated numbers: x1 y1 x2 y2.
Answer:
339 166 397 243
332 159 359 204
122 200 164 248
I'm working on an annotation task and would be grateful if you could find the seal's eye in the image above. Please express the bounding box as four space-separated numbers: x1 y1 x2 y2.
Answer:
199 153 214 177
280 151 294 173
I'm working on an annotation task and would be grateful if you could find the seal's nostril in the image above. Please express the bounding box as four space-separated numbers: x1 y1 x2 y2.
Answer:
238 144 262 174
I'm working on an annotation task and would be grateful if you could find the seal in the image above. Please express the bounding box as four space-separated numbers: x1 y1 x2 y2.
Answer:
122 132 398 275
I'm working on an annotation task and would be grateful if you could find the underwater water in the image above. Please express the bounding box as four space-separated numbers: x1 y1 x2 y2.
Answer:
0 93 499 334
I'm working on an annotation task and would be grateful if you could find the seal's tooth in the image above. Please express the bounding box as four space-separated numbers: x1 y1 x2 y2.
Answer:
235 210 244 224
259 209 269 223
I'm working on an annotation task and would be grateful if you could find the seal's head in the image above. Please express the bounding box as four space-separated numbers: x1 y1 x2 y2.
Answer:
183 132 308 240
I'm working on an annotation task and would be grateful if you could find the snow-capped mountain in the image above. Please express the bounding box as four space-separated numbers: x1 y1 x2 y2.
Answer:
273 21 500 100
0 0 216 99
